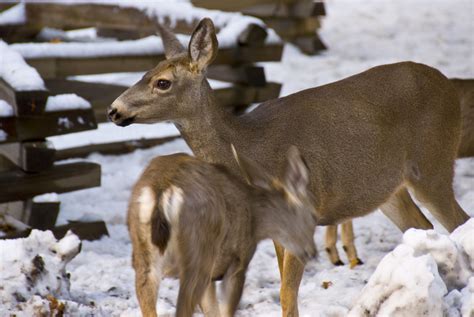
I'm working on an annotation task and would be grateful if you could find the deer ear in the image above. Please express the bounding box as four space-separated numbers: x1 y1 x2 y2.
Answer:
283 146 309 199
188 18 218 71
231 145 272 190
157 23 186 59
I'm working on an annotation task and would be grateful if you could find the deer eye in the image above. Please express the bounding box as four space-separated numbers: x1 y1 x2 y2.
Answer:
156 79 171 90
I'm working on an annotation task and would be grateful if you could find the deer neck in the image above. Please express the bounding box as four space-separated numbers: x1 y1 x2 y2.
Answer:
174 79 242 163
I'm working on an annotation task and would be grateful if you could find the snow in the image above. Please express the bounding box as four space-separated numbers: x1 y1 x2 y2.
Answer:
33 193 60 203
0 100 14 117
45 94 91 112
2 0 474 316
0 230 82 315
0 129 7 142
69 72 232 89
349 220 474 316
0 40 46 91
0 4 26 26
48 122 180 150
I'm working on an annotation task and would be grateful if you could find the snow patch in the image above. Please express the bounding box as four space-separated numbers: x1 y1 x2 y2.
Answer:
0 100 14 117
0 230 82 315
0 129 8 142
349 219 474 316
45 94 91 112
0 40 46 91
0 4 26 26
33 192 60 203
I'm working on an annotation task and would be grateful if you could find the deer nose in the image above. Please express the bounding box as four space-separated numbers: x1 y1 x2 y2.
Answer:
107 107 121 121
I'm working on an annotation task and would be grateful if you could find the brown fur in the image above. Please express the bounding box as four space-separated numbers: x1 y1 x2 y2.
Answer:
450 78 474 158
128 149 317 317
112 18 471 317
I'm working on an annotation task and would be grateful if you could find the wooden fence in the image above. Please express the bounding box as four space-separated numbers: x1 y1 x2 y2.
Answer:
0 2 284 239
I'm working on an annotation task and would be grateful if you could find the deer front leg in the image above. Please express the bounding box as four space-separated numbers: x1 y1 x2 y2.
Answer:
199 282 221 317
325 225 343 266
280 250 305 317
132 248 161 317
341 221 363 268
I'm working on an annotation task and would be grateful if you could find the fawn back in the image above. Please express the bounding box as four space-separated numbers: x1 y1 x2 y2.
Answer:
128 147 317 317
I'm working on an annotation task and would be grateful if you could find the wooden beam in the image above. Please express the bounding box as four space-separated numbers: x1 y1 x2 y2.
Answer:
291 33 327 55
0 162 101 203
24 200 60 230
242 0 321 19
45 79 127 122
25 44 283 79
191 0 297 11
0 140 56 172
55 136 179 160
0 220 109 241
237 23 268 46
0 109 97 144
0 79 49 117
264 17 321 39
208 65 266 86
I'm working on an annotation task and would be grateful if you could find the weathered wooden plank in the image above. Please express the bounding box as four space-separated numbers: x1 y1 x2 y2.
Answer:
25 44 283 79
0 79 49 116
55 136 179 160
264 17 321 39
291 33 327 54
0 25 41 43
0 109 97 143
25 3 155 31
45 79 127 122
191 0 296 11
24 200 60 230
242 0 321 19
237 23 268 46
208 65 266 86
0 220 109 241
0 162 101 203
0 140 56 172
312 2 326 16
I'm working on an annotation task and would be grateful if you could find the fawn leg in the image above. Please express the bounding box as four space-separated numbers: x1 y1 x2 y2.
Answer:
133 246 161 317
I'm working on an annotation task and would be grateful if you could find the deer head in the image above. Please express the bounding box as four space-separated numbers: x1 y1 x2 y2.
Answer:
233 145 317 262
108 18 218 127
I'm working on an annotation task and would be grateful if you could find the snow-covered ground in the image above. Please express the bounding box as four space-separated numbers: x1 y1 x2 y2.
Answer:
2 0 474 316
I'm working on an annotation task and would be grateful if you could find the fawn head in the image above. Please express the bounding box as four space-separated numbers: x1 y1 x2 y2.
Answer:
233 145 318 263
108 18 218 126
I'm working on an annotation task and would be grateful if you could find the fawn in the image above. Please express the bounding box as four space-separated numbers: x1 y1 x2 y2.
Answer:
128 146 317 317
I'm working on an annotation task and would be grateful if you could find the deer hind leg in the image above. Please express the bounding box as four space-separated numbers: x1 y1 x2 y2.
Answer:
407 172 469 233
199 282 221 317
325 225 343 266
340 221 363 268
274 241 285 279
132 246 161 317
380 187 433 231
280 251 305 317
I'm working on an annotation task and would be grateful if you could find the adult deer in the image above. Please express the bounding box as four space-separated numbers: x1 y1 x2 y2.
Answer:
109 18 470 316
128 147 317 317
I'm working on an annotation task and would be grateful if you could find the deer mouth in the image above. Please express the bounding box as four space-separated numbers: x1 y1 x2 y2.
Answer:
117 116 136 127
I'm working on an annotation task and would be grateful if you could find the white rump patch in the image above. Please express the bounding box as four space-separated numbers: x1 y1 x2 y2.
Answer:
161 185 184 224
137 186 155 224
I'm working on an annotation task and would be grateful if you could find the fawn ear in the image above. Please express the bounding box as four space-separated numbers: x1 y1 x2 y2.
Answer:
157 23 186 59
283 146 309 200
231 145 272 190
188 18 218 71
